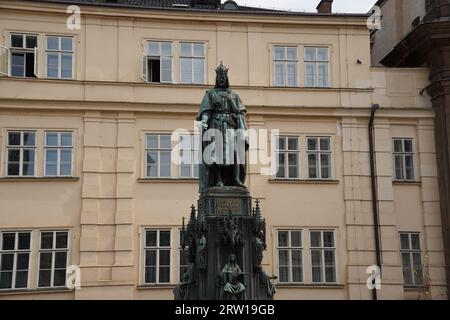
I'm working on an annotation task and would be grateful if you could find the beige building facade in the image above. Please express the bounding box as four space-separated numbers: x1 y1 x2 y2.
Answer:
0 0 447 300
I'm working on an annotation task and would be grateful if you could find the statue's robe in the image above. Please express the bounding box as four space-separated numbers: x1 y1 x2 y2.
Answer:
196 88 248 193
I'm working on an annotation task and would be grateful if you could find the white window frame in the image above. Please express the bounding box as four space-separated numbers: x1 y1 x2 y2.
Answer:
393 138 415 181
45 35 74 80
277 230 303 284
304 47 330 88
0 231 32 290
142 41 173 83
178 229 189 282
307 136 332 180
143 229 171 284
5 130 36 177
400 232 424 287
275 135 300 180
145 133 172 178
273 46 298 87
44 131 74 177
310 230 337 284
179 133 199 179
180 42 205 84
9 33 39 78
37 230 70 289
0 44 10 77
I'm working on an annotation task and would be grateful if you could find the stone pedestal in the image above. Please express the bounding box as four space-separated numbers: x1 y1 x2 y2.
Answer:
174 187 275 300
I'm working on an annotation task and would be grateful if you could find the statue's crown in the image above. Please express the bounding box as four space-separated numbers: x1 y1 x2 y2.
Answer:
215 62 229 76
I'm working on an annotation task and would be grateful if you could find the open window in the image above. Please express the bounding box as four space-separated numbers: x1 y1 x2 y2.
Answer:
10 33 39 78
0 44 9 76
142 41 172 83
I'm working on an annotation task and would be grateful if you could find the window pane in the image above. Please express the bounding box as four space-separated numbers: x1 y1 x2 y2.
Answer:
8 149 20 162
160 135 171 149
159 231 171 247
25 36 37 48
279 266 289 282
400 234 410 250
308 154 318 179
46 163 57 176
61 149 72 163
146 135 158 149
11 53 25 77
288 138 298 150
395 155 404 180
55 252 67 268
311 232 321 247
305 62 315 87
41 232 54 249
181 58 192 83
402 253 413 285
46 149 57 163
47 54 59 78
278 137 286 150
180 43 192 57
11 34 24 48
274 47 285 60
304 47 316 61
292 249 302 265
146 152 158 178
312 266 322 283
317 62 329 87
46 132 58 146
17 253 30 270
323 232 334 247
8 132 21 146
278 231 288 247
61 37 73 51
393 139 403 152
159 266 170 283
286 47 297 60
279 250 288 265
61 133 73 147
0 272 13 289
160 151 171 177
148 42 159 56
307 138 317 151
193 58 204 84
18 233 31 250
274 61 285 86
7 163 20 176
53 269 66 287
411 234 420 250
404 140 413 153
320 154 331 179
47 37 59 50
193 43 204 57
61 54 73 78
145 267 156 283
39 252 52 269
145 250 156 266
146 231 157 247
161 57 172 82
159 249 170 265
292 266 302 282
1 254 14 270
412 253 423 285
2 233 16 250
291 231 302 247
286 62 298 87
15 271 28 288
317 48 329 61
325 266 336 283
23 132 35 146
405 155 414 180
38 270 51 287
56 232 68 249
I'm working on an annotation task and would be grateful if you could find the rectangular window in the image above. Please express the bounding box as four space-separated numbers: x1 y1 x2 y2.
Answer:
145 134 172 178
310 230 336 283
46 36 74 79
307 137 332 179
45 132 73 176
304 47 330 88
143 41 172 83
38 231 69 288
275 136 299 179
277 230 303 283
400 233 424 286
273 46 298 87
180 42 205 84
144 229 171 284
180 134 199 178
393 138 415 181
179 230 189 281
0 231 31 290
6 131 36 177
10 33 38 78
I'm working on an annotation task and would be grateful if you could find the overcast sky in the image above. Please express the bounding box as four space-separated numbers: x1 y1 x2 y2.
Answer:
234 0 378 13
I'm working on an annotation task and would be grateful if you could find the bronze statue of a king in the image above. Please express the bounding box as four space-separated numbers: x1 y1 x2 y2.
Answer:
196 62 249 193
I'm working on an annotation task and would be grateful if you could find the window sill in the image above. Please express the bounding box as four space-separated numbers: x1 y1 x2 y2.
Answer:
269 179 339 184
276 283 344 289
404 285 425 291
137 284 176 290
0 177 80 182
0 287 74 295
392 180 421 185
138 178 198 183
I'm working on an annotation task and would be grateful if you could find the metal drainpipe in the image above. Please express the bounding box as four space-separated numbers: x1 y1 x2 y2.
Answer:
369 103 382 301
